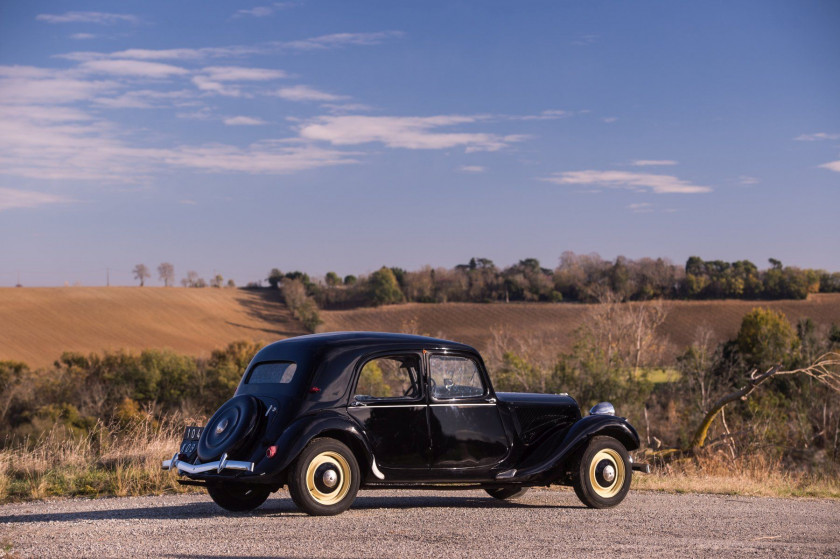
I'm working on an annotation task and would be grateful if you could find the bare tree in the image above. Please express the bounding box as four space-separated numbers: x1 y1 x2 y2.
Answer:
181 270 199 287
158 262 174 287
132 264 150 287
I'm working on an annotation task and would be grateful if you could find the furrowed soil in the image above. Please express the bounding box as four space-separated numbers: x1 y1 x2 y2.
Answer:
0 287 306 368
1 288 839 368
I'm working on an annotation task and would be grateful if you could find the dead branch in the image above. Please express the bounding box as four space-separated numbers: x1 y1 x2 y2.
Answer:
689 352 840 450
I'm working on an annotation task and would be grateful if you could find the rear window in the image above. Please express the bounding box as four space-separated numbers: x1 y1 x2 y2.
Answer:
246 362 297 384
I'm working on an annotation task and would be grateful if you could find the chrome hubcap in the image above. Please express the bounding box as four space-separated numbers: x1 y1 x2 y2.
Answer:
602 464 615 483
322 469 338 488
215 418 229 435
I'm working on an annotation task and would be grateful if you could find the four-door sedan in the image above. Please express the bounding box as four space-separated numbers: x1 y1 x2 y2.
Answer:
163 332 648 515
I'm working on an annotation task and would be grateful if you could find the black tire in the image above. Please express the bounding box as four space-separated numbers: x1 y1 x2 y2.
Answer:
207 484 271 512
288 438 360 516
198 395 262 462
485 486 529 500
572 436 632 509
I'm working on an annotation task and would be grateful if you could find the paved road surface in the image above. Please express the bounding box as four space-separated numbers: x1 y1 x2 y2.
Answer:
1 489 838 558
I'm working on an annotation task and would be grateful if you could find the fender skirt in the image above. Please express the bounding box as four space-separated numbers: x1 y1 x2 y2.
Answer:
506 414 640 482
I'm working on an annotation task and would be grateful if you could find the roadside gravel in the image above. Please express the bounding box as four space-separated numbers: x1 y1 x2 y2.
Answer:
1 488 837 558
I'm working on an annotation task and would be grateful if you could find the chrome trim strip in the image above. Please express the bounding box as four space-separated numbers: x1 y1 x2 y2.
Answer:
429 403 496 407
162 455 255 474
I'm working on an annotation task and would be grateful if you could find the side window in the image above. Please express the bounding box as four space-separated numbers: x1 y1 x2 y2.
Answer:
354 355 422 401
429 355 486 399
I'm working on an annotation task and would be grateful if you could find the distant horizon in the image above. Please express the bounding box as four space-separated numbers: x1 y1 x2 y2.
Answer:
4 251 838 289
2 1 838 287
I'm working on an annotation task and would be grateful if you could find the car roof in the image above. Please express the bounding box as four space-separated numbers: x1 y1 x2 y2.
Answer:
252 331 476 363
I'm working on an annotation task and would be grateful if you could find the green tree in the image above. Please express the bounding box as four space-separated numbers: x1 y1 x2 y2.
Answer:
736 308 798 370
369 267 405 306
325 271 341 287
267 268 283 289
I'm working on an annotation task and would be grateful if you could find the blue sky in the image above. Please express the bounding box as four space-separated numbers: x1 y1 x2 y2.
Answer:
1 1 838 287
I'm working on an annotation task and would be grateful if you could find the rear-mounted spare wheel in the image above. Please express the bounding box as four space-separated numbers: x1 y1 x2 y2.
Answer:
197 395 262 462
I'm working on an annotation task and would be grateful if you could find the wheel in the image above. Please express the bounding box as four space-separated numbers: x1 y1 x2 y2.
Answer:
572 436 632 508
197 395 262 462
288 438 360 516
485 486 529 500
207 484 271 512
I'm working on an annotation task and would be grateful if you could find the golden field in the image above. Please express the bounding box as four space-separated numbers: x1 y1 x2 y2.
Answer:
1 287 839 368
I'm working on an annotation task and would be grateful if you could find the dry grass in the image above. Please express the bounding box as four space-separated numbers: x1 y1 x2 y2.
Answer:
632 451 840 499
0 287 306 369
0 416 202 504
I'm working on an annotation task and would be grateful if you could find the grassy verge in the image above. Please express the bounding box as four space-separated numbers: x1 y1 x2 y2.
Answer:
0 417 201 504
2 421 838 504
632 451 840 499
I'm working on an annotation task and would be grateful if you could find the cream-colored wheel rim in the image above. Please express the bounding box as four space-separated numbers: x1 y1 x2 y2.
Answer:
588 448 625 498
305 451 351 506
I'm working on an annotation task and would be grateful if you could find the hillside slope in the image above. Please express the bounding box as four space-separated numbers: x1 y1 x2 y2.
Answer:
0 287 306 368
2 288 838 369
319 294 840 357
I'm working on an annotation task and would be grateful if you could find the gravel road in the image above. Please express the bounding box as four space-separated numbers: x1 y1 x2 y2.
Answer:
1 489 838 558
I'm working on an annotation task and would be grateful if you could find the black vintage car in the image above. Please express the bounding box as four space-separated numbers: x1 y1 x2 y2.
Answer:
163 332 648 515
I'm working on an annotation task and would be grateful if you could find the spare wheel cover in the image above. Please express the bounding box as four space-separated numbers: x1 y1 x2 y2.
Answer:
197 395 261 462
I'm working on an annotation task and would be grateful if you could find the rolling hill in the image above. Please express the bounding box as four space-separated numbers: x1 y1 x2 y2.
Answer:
1 287 839 369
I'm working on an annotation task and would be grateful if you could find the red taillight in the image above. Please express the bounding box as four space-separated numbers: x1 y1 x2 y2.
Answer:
266 445 277 458
309 386 321 393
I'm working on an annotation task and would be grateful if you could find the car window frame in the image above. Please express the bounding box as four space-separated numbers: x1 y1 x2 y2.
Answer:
426 351 491 402
350 351 426 405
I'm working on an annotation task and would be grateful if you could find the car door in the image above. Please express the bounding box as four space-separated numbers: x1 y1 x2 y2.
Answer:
346 352 430 470
427 352 510 469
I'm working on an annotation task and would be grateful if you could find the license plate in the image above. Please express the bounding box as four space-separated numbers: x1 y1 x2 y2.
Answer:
179 425 203 458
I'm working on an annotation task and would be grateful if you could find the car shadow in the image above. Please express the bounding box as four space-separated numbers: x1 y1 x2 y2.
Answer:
0 494 582 524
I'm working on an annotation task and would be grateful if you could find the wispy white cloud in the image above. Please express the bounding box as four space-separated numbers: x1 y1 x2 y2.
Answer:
297 115 523 152
157 141 360 174
794 132 840 142
571 34 599 46
191 76 243 97
70 33 97 40
0 188 71 211
81 59 189 78
36 11 139 25
541 170 712 194
515 109 571 121
234 2 296 18
819 159 840 173
93 89 196 109
274 85 347 102
281 31 404 51
738 175 760 185
223 116 266 126
58 32 404 63
627 202 653 213
200 66 287 81
458 165 486 173
631 160 678 166
0 65 119 104
321 103 375 114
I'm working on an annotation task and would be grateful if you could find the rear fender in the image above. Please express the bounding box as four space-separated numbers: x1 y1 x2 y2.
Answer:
515 415 640 480
254 411 373 479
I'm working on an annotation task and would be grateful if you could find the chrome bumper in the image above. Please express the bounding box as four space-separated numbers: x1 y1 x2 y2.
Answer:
162 452 254 474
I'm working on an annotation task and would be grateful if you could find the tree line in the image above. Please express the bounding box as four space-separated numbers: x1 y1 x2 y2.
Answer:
264 253 840 313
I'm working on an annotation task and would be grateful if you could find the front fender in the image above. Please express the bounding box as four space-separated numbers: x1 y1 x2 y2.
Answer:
514 415 640 481
253 411 373 479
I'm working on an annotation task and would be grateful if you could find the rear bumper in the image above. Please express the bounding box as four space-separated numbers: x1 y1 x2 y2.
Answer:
162 452 254 475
